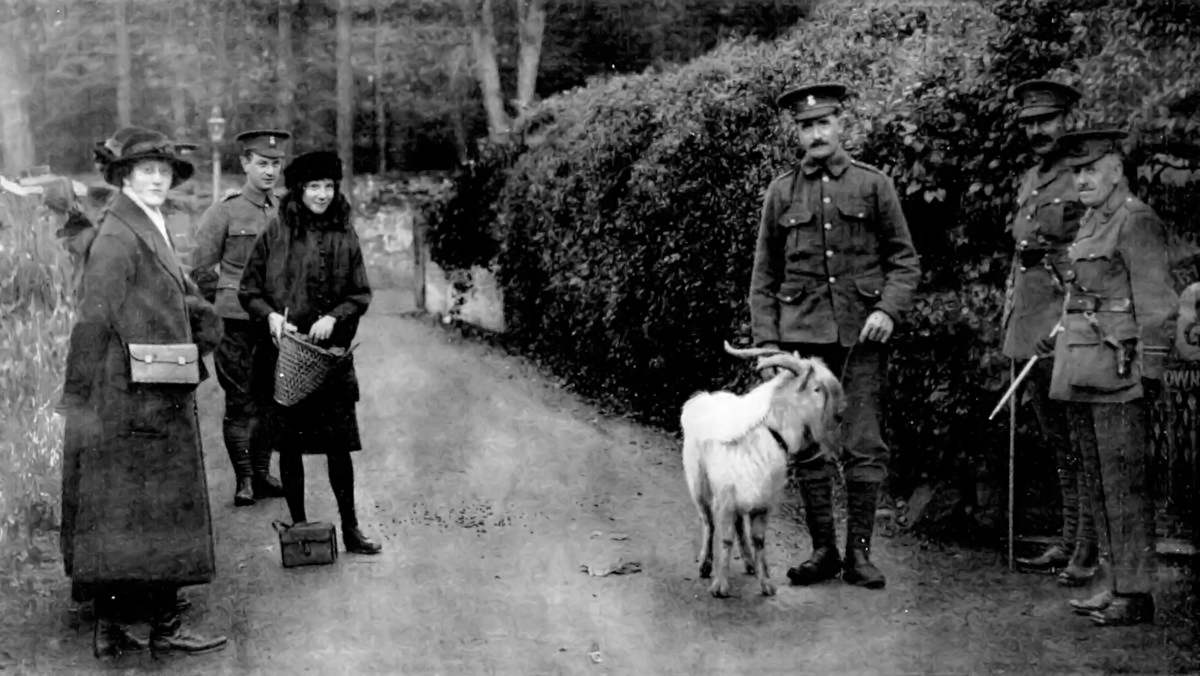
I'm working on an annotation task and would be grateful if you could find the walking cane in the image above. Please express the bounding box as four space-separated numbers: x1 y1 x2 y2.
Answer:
1007 360 1016 572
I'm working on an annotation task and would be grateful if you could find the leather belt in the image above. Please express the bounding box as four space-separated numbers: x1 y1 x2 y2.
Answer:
1065 295 1132 313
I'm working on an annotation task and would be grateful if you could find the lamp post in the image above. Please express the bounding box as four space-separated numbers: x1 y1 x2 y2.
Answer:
206 105 226 205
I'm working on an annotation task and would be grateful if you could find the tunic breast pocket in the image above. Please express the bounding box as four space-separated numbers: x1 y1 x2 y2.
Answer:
219 230 259 288
779 207 822 265
836 197 874 249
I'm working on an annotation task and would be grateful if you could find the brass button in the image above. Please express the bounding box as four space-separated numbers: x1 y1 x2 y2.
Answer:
828 276 836 283
1032 189 1039 196
823 197 831 204
177 356 186 365
822 176 829 183
143 355 154 363
824 223 832 230
825 250 834 258
1019 266 1027 272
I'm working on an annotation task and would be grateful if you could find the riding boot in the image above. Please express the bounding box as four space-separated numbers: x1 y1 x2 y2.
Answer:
842 480 885 589
224 416 255 506
329 453 381 555
92 592 146 660
248 415 284 499
787 476 841 585
1059 442 1098 586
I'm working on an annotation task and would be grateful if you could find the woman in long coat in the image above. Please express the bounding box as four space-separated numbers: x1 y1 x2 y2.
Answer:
60 128 227 658
238 150 381 555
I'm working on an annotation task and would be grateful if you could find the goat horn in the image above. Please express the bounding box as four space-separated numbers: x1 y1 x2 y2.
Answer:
755 353 810 380
723 340 784 360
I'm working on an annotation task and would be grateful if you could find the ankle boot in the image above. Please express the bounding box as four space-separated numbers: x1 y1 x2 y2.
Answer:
149 610 227 656
252 471 284 499
1070 588 1113 615
1057 540 1097 587
343 525 382 555
842 481 885 589
787 477 841 585
1089 593 1154 626
233 476 255 506
1015 543 1070 570
93 618 147 659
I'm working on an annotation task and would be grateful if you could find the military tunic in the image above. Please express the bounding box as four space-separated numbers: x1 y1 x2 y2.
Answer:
1002 160 1084 359
191 184 277 320
749 148 920 483
1050 183 1177 597
749 148 920 347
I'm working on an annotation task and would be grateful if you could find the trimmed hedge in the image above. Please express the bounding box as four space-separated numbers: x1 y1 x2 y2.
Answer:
426 0 1200 539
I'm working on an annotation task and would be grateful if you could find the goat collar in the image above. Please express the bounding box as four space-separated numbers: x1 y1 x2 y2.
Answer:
768 426 790 453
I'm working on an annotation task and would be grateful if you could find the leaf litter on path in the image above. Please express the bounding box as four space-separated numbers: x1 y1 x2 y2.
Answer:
579 557 642 577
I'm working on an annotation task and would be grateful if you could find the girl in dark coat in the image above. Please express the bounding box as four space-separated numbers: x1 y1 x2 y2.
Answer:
60 128 227 658
238 151 381 555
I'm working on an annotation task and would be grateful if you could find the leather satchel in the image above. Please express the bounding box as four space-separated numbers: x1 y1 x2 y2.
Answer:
128 343 200 385
274 521 338 568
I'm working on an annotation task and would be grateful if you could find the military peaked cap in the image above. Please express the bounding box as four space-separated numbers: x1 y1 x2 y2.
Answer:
236 129 292 159
776 82 849 122
1013 80 1081 121
1056 129 1128 168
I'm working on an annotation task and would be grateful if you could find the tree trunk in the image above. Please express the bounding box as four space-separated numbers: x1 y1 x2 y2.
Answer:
0 10 36 174
115 0 131 127
276 0 295 131
336 0 353 183
513 0 546 122
168 4 188 140
463 0 510 141
374 0 387 174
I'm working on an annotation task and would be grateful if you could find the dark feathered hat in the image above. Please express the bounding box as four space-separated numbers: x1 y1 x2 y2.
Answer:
102 127 194 188
283 151 343 193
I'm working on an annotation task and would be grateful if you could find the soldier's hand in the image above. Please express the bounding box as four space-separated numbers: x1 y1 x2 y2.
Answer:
1035 335 1057 356
308 315 336 342
859 310 894 343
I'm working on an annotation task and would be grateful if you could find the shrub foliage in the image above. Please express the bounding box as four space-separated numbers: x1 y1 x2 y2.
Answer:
425 0 1200 537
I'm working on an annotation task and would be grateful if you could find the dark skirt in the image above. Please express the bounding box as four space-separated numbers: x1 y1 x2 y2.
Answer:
267 397 362 455
252 337 363 455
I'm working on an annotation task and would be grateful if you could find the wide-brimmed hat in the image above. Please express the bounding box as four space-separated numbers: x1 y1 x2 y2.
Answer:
283 151 343 193
102 127 195 188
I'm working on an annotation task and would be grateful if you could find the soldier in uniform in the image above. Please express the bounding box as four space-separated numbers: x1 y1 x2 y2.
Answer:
190 129 291 506
1049 129 1176 626
1003 81 1098 586
750 83 921 590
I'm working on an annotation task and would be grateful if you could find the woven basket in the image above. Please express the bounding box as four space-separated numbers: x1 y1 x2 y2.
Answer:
274 330 352 406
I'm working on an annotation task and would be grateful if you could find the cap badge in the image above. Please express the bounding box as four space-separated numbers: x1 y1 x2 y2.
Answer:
806 95 817 107
268 136 276 147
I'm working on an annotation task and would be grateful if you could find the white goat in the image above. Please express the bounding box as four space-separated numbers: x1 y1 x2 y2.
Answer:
681 342 843 597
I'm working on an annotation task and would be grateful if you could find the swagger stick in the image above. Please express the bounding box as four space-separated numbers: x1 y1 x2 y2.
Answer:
1008 359 1016 571
989 355 1040 421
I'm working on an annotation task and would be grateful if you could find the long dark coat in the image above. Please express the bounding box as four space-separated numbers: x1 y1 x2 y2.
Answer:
59 192 216 585
238 192 371 454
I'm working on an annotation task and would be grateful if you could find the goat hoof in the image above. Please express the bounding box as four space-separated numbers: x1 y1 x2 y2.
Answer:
698 561 712 578
743 562 756 575
760 581 777 596
709 579 731 598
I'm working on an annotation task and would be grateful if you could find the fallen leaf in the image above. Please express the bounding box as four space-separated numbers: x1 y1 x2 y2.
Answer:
579 558 642 576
